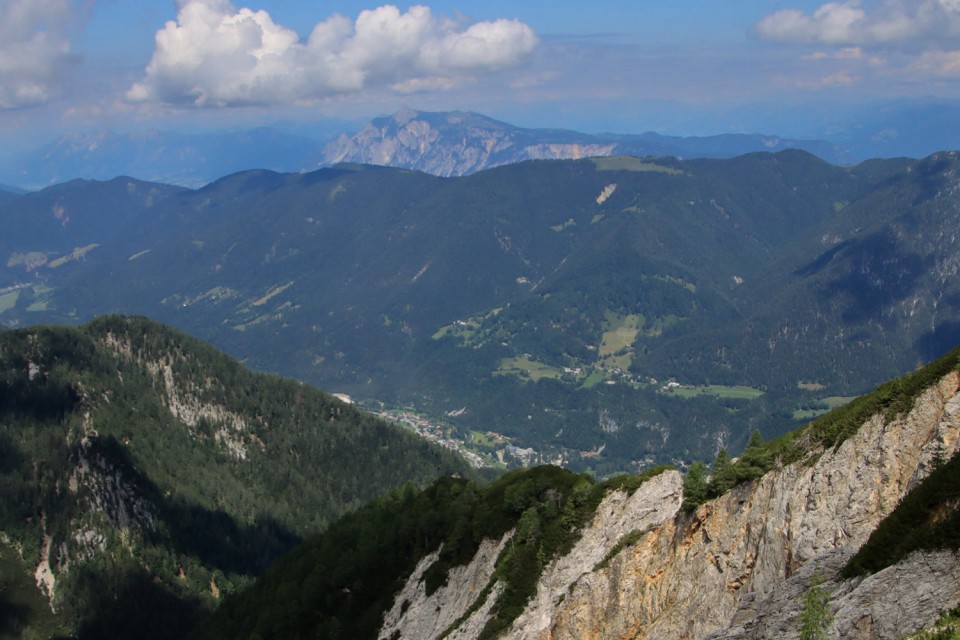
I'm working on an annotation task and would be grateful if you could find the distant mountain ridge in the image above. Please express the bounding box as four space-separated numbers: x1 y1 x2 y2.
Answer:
320 108 848 175
0 109 846 190
0 128 328 190
2 151 958 473
6 100 960 190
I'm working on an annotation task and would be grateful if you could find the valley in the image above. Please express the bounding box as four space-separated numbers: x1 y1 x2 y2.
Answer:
2 139 960 639
195 345 960 639
0 317 471 638
2 150 955 472
6 1 960 637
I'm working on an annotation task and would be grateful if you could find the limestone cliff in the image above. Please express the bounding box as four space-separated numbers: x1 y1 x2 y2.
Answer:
321 109 845 176
321 109 599 177
380 370 960 640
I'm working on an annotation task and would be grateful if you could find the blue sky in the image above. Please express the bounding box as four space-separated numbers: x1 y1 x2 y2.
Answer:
3 0 960 147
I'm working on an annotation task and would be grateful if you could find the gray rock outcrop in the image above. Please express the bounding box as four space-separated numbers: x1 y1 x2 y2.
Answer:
380 370 960 640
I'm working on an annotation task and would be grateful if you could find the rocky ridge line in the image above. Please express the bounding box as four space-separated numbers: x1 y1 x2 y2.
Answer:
381 370 960 639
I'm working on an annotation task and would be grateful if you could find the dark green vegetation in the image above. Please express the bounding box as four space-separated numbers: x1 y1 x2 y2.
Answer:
2 150 959 470
843 447 960 578
798 571 832 640
195 343 960 640
193 464 669 640
0 548 65 639
0 316 470 638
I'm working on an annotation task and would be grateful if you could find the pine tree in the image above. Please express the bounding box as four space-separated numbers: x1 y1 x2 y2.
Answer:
738 429 773 481
798 571 832 640
709 448 736 496
682 462 709 511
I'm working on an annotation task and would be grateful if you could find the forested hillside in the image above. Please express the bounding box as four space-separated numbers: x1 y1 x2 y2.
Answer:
194 343 960 640
0 151 957 471
0 316 469 639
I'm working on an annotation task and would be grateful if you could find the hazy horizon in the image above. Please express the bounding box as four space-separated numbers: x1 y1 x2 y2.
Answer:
3 1 960 150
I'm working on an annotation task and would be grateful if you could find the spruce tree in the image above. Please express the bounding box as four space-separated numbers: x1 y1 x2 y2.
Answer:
799 571 832 640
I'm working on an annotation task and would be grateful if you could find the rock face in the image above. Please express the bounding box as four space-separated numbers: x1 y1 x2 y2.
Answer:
379 534 512 640
321 109 845 176
380 371 960 639
321 109 599 177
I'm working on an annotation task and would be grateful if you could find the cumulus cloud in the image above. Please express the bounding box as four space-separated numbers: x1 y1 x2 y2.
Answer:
127 1 539 106
755 0 960 49
0 0 78 109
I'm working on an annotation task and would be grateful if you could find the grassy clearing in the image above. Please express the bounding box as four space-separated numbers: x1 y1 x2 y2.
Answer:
433 319 481 341
821 396 857 408
792 395 856 420
5 252 48 269
580 369 607 389
432 308 502 344
495 355 563 382
797 381 826 391
250 281 294 307
470 431 498 448
590 157 683 174
183 287 240 307
665 385 765 400
0 290 20 314
48 244 99 268
603 353 632 371
599 312 642 357
644 315 681 337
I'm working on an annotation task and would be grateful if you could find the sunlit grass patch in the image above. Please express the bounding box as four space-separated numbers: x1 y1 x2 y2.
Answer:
0 290 20 314
495 355 563 382
599 312 642 357
48 244 99 268
590 157 683 174
665 385 764 400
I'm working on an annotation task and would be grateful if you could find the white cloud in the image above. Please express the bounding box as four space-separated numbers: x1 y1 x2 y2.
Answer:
910 49 960 74
755 0 960 49
0 0 78 109
128 1 539 107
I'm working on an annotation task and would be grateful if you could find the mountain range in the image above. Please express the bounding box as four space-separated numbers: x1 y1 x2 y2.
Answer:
2 96 960 639
6 98 960 190
320 108 847 176
1 150 959 472
0 316 470 639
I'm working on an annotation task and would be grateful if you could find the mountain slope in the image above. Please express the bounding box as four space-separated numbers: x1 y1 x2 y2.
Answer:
195 344 960 640
321 109 847 175
0 151 955 471
645 151 960 391
0 316 470 639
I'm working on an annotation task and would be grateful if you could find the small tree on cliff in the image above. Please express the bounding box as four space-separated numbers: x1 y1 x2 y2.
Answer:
798 571 832 640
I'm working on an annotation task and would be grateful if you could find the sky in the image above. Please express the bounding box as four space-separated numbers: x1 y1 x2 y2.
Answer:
2 0 960 148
